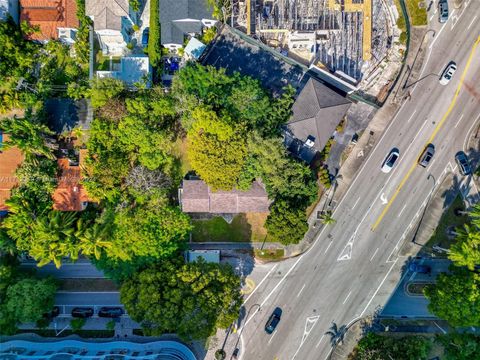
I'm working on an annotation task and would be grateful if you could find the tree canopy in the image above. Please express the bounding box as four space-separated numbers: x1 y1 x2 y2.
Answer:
265 200 309 245
353 333 431 360
120 258 241 340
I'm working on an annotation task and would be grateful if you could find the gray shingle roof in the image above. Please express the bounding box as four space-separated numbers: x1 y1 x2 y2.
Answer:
287 77 351 152
159 0 213 45
181 180 271 214
86 0 129 31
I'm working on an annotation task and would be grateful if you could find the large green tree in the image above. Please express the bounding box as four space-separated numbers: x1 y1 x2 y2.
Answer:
436 333 480 360
424 267 480 326
120 258 241 340
187 107 247 190
265 200 309 245
5 277 57 324
449 225 480 271
353 333 431 360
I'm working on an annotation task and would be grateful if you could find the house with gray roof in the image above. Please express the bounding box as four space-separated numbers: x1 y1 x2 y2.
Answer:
283 76 351 164
160 0 216 50
86 0 134 55
179 179 271 214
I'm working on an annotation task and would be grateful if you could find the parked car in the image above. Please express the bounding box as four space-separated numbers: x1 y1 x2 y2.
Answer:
232 348 240 359
455 151 472 176
439 62 457 85
141 28 149 47
418 144 435 167
71 307 94 318
265 307 282 334
43 306 60 319
381 148 400 173
98 307 124 318
409 263 431 274
438 0 449 23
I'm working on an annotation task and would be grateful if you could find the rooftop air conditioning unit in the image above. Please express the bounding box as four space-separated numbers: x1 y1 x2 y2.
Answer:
305 135 315 148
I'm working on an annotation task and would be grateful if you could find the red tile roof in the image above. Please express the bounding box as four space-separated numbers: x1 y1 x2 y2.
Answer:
20 0 79 41
0 135 25 211
52 149 91 211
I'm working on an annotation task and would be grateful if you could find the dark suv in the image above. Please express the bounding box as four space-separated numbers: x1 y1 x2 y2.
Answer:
455 151 472 176
98 307 124 318
265 307 282 334
71 307 94 318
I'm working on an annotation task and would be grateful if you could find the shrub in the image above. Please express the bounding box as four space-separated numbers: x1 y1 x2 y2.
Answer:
148 0 162 67
70 318 86 332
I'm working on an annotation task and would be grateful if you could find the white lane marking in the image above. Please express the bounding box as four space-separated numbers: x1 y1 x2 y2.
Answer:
468 15 477 30
406 109 417 123
292 316 320 359
342 291 352 305
463 113 480 152
398 203 408 218
454 114 465 128
429 10 455 50
429 14 435 22
434 321 447 334
268 330 278 344
369 247 379 262
429 157 436 168
243 264 278 304
297 284 306 298
324 240 333 254
360 258 398 317
352 197 361 210
315 335 325 349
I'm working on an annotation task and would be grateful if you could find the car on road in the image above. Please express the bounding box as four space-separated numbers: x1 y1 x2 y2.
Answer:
141 28 149 47
409 263 431 274
455 151 472 176
265 307 282 334
439 62 456 85
381 148 400 173
418 144 435 167
71 307 94 318
438 0 449 23
98 307 124 318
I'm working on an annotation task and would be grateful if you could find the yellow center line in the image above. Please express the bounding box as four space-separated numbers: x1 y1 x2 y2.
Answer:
371 35 480 231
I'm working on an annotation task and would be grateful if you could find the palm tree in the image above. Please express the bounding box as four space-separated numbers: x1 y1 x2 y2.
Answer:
469 203 480 229
0 113 56 160
320 211 336 225
449 224 480 271
325 322 347 348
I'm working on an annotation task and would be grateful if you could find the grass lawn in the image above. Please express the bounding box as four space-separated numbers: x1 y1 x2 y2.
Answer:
406 0 428 26
59 278 118 292
426 195 469 250
254 248 285 261
191 213 269 242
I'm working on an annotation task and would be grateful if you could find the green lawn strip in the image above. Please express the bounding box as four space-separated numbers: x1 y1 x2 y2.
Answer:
191 214 269 242
254 249 285 261
16 329 114 338
58 278 118 292
426 195 469 250
405 0 428 26
393 0 407 45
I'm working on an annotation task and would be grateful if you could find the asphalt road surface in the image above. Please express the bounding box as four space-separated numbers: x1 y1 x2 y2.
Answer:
238 2 480 359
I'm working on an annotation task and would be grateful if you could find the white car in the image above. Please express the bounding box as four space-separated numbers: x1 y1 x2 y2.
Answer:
439 62 457 85
381 149 400 173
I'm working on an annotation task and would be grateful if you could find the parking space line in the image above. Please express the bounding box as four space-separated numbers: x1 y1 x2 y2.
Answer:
454 114 464 128
468 15 477 30
342 291 352 305
369 248 379 262
315 335 325 349
297 284 306 298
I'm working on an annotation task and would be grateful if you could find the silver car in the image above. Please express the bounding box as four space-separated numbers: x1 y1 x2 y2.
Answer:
439 0 449 23
439 62 456 85
381 149 400 173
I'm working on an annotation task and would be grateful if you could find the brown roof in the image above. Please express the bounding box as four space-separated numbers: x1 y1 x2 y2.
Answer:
52 149 91 211
0 135 25 211
181 180 271 214
20 0 79 41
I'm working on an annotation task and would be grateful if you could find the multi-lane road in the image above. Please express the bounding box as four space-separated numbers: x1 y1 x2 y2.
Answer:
239 1 480 359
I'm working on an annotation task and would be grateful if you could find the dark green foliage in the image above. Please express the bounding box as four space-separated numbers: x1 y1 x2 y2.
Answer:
436 333 480 360
424 267 480 326
148 0 162 67
353 333 431 360
120 257 241 340
265 200 309 245
89 77 125 108
73 0 92 67
70 318 86 332
92 254 160 284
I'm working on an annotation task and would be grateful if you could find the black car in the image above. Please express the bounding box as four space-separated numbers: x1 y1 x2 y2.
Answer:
71 307 94 318
455 151 472 176
98 307 124 318
43 306 60 319
265 307 282 334
409 263 431 274
418 144 435 167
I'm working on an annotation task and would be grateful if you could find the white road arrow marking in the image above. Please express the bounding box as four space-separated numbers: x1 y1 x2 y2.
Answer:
380 193 388 205
292 315 320 359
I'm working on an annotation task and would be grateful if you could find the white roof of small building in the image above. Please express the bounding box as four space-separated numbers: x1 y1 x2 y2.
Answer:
184 37 206 60
186 250 220 263
96 56 151 87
